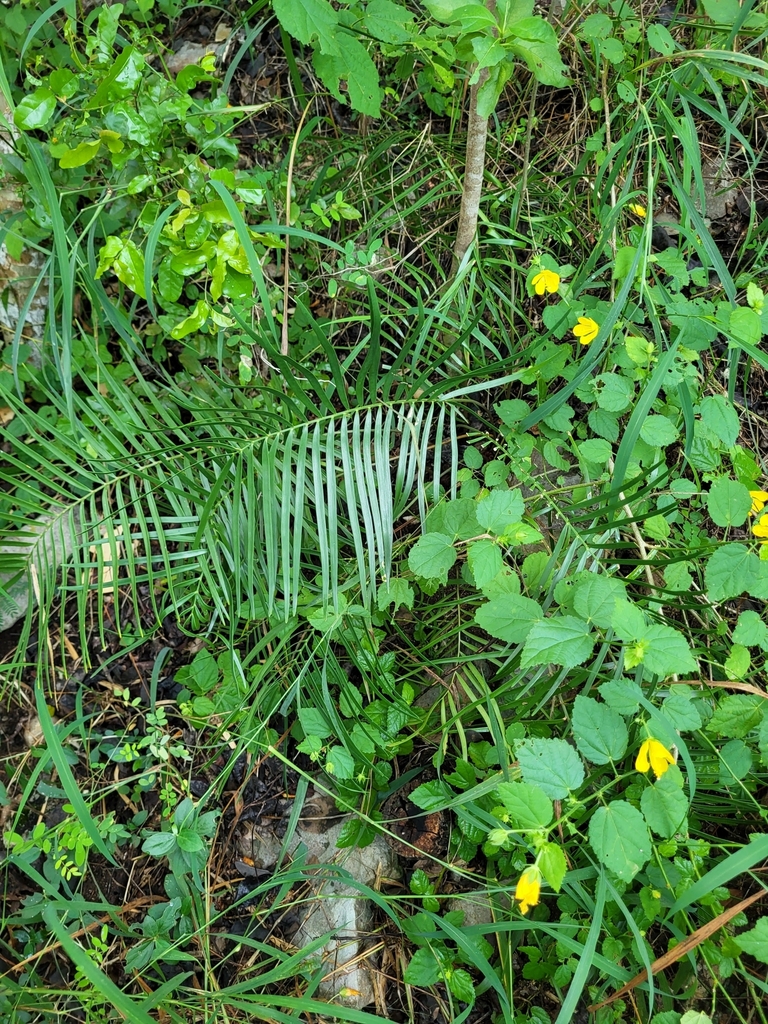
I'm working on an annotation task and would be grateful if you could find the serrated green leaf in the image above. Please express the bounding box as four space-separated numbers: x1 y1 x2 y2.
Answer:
377 579 414 613
640 415 678 447
705 544 760 602
467 539 503 588
719 738 752 785
641 624 697 677
707 478 752 527
517 738 585 799
474 592 543 643
521 615 595 669
476 488 525 534
404 947 443 985
641 765 688 838
707 694 766 738
363 0 416 43
572 573 626 628
662 692 702 732
733 610 768 650
408 533 457 583
273 0 339 52
588 800 651 880
571 695 628 764
699 395 740 447
495 781 553 828
313 33 382 116
599 678 643 715
734 917 768 963
647 22 676 55
538 841 567 891
325 746 355 779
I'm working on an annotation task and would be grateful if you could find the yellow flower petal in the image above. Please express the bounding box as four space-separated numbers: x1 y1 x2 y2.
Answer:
573 316 599 346
749 491 768 515
753 514 768 539
515 866 541 915
532 268 560 295
635 738 675 778
628 202 647 218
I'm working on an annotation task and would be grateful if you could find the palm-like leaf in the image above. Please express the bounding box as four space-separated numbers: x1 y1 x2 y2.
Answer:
0 348 466 662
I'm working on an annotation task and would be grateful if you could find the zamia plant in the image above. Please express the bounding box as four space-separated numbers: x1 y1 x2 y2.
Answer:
0 298 498 675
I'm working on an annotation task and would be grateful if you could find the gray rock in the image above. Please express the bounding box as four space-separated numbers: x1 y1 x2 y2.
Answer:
239 809 398 1008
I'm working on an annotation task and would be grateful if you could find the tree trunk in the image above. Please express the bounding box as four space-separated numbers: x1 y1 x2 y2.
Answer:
451 68 489 276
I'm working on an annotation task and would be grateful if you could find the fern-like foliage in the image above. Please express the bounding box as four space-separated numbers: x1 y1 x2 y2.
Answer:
0 345 474 663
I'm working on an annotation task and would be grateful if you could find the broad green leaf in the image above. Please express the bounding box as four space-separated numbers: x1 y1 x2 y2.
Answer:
699 395 740 447
733 609 768 650
507 17 571 87
325 746 355 779
363 0 416 42
640 415 678 447
428 498 479 540
170 299 209 340
467 539 503 588
641 765 688 838
572 573 626 628
579 12 613 40
588 800 651 880
706 478 751 527
299 707 333 739
495 781 553 828
404 947 442 985
517 738 585 799
578 438 612 465
447 968 475 1004
596 372 634 412
377 579 414 613
571 695 628 764
273 0 339 53
599 678 643 716
112 238 147 299
538 841 567 891
408 533 457 583
647 22 675 54
474 593 542 642
729 306 761 347
719 738 752 785
14 86 56 130
662 692 702 732
664 560 693 592
521 615 595 669
476 488 525 534
725 644 750 680
472 35 507 69
734 917 768 963
641 624 697 677
707 694 766 738
313 34 382 116
59 140 101 168
705 544 759 602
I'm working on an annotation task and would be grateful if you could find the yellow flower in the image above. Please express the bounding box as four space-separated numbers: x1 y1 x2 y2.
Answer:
752 514 768 539
532 268 560 295
749 490 768 515
635 738 675 778
628 202 647 218
573 316 599 346
514 866 541 915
